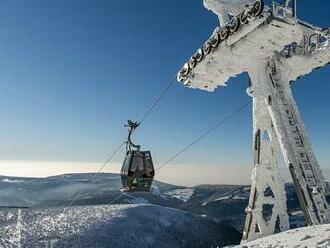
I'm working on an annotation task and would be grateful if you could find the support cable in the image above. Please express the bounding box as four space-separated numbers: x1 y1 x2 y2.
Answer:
138 79 176 126
155 99 251 172
66 140 126 207
107 192 126 205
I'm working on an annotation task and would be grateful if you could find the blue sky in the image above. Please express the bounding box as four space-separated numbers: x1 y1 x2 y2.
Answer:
0 0 329 184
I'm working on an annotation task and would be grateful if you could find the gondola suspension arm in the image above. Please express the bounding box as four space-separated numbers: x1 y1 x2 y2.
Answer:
125 120 141 151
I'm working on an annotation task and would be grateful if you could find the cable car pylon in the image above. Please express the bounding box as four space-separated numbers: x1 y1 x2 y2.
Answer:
121 120 155 192
177 0 330 242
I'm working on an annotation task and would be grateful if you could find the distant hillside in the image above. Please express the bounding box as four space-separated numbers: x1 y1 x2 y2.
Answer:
0 204 241 247
1 173 329 236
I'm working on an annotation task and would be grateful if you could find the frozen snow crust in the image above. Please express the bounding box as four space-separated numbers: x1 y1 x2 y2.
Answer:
235 224 330 248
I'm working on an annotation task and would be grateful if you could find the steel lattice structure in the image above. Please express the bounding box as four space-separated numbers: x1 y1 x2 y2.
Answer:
177 0 330 242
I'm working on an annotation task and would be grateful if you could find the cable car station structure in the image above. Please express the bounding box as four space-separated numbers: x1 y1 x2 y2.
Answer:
177 0 330 242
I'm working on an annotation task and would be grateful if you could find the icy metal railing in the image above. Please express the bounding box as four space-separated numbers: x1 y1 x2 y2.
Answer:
281 29 330 58
272 0 296 19
305 30 330 54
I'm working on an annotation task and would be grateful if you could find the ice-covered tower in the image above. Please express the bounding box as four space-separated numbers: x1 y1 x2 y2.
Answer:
177 0 330 242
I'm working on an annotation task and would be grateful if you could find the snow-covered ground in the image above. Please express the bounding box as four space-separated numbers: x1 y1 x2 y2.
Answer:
213 196 231 201
164 189 194 202
2 178 25 184
201 186 250 206
235 224 330 248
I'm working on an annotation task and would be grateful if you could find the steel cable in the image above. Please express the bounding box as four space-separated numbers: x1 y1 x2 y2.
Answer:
155 99 252 172
66 140 126 207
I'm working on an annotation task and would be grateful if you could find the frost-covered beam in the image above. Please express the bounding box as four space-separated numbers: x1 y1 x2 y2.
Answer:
204 0 254 26
242 97 290 242
177 0 304 91
177 1 330 92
